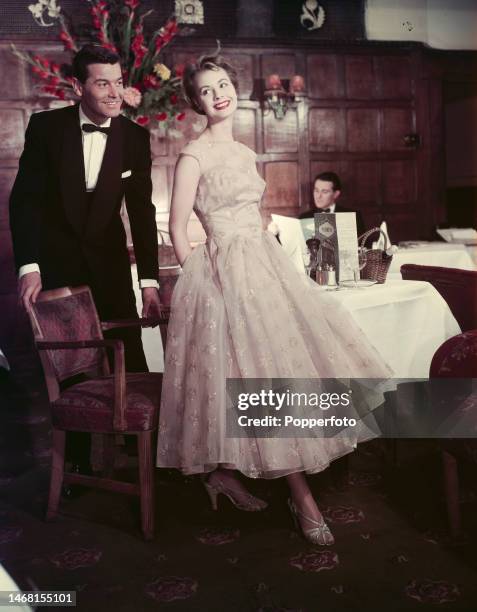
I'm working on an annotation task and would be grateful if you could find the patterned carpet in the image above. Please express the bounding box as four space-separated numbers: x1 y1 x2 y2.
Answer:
1 346 477 612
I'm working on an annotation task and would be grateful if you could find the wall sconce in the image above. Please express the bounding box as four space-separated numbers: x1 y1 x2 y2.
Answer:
262 74 305 120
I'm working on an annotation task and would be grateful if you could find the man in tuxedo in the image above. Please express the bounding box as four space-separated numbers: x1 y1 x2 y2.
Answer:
10 45 161 471
298 171 366 237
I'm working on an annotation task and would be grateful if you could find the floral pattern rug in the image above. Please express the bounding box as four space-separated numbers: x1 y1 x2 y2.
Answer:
1 347 477 612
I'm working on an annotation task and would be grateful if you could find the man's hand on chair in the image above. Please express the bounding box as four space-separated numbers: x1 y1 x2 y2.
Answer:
141 287 162 323
19 272 42 311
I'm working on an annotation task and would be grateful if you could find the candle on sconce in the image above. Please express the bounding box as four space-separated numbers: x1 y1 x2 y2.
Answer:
266 74 282 90
290 75 305 93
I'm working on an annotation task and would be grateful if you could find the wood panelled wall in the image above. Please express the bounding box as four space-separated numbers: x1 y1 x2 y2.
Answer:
157 42 444 242
0 39 469 350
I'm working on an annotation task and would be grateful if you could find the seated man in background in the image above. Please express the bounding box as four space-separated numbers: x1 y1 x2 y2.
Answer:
299 171 366 237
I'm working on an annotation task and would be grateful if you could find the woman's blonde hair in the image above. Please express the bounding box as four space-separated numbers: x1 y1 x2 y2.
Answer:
182 43 239 115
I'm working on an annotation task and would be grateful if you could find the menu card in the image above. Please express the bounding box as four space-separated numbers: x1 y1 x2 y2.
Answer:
314 212 359 282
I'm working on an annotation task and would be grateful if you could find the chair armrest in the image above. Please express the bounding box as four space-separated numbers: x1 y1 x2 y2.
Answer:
101 317 163 331
101 309 171 331
36 339 127 431
36 339 122 350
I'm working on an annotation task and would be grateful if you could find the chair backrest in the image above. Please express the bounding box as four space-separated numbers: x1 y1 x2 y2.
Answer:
430 330 477 378
28 286 107 391
400 264 477 332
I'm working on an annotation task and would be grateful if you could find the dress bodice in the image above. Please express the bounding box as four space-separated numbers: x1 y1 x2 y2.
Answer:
180 140 266 243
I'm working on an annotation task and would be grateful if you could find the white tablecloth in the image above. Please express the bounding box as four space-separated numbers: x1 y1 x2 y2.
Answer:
316 280 460 378
388 243 476 279
133 262 460 379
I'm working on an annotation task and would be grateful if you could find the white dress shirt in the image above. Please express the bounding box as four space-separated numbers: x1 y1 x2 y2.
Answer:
19 105 158 289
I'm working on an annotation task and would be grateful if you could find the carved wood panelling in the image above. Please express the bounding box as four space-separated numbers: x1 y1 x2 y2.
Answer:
261 54 297 80
264 108 298 153
346 108 379 151
382 108 414 151
0 109 25 158
383 159 416 205
345 55 376 99
307 54 341 99
263 162 298 208
225 53 254 98
234 108 257 150
353 161 380 206
378 56 412 99
309 108 342 152
0 50 29 100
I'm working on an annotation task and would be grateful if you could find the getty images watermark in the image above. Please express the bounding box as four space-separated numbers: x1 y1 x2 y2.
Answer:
225 378 386 438
236 388 356 430
226 378 477 439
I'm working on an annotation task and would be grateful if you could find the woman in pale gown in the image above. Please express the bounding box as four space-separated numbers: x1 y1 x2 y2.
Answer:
156 51 391 546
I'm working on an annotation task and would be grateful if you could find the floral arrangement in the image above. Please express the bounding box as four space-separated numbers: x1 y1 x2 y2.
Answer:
11 0 189 136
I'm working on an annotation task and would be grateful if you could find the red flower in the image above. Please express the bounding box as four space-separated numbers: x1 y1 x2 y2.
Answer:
174 64 185 78
51 63 61 74
38 71 49 80
142 75 158 89
39 57 50 69
49 77 60 86
55 89 66 100
176 112 186 121
155 112 167 121
125 0 139 8
59 30 75 51
136 115 150 126
170 94 178 105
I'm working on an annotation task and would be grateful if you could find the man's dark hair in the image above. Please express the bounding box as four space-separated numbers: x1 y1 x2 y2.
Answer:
72 44 120 83
313 171 341 192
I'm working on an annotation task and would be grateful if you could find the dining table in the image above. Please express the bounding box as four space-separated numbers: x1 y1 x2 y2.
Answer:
314 279 460 378
387 242 476 279
132 265 460 379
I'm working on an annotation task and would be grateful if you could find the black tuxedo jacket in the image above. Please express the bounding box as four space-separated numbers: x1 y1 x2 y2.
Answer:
9 104 158 318
298 204 366 237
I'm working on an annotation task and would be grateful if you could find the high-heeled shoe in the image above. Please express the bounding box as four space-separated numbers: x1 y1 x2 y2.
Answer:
288 498 335 546
203 475 268 512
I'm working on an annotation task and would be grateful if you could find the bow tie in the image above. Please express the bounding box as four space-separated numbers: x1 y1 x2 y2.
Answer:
82 123 110 135
322 208 332 213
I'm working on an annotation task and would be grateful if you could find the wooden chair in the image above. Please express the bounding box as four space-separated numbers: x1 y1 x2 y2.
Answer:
400 264 477 332
27 285 169 540
430 330 477 537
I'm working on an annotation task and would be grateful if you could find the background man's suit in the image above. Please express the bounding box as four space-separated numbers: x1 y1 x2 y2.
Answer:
10 103 159 371
298 204 366 237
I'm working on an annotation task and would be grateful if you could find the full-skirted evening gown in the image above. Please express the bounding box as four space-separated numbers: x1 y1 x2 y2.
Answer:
156 140 392 478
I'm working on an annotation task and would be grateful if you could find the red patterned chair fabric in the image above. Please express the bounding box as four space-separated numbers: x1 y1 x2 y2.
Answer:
28 286 169 540
401 264 477 332
51 373 162 432
429 329 477 537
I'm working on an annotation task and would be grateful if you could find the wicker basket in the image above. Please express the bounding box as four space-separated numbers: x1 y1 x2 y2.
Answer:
358 227 393 284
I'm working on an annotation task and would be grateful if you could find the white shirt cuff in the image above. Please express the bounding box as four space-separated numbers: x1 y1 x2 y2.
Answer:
140 279 159 289
19 263 40 278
